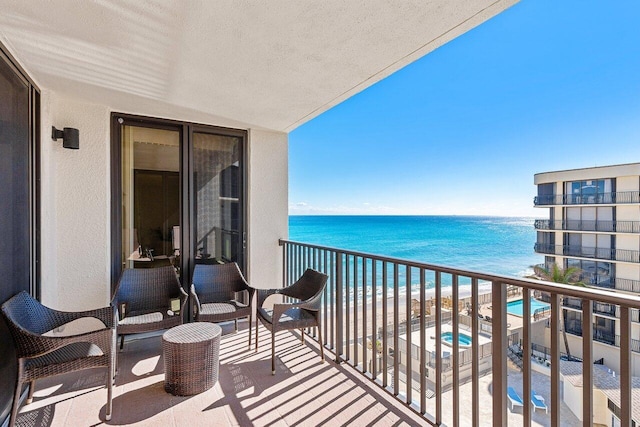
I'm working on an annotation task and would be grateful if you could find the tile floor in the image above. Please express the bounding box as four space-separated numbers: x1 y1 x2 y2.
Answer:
12 322 428 426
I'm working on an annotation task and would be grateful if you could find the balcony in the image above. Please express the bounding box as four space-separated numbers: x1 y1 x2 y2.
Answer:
563 299 618 318
616 277 640 293
279 240 640 426
534 219 640 233
533 191 640 206
566 325 640 352
534 243 640 263
15 321 428 426
10 240 640 426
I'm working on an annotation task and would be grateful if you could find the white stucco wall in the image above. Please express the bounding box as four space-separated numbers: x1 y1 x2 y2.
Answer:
39 91 289 309
545 329 640 376
40 91 111 310
246 129 288 289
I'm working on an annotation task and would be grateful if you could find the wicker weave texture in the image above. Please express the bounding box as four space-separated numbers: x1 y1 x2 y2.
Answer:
255 269 328 373
112 266 187 337
190 263 254 323
256 268 328 334
1 291 115 426
162 323 221 396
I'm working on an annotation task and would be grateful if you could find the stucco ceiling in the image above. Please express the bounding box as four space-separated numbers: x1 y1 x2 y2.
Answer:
0 0 517 132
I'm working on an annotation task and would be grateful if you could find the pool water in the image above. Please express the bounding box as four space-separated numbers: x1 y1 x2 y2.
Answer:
507 298 550 316
441 332 473 347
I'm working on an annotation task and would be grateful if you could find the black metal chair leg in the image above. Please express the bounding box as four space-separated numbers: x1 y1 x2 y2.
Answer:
247 314 252 350
10 367 23 427
255 314 259 352
106 352 113 421
26 380 35 404
271 330 276 375
317 324 325 362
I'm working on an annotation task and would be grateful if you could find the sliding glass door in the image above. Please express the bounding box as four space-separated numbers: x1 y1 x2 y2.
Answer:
0 46 39 424
119 124 181 270
111 116 246 298
192 130 244 266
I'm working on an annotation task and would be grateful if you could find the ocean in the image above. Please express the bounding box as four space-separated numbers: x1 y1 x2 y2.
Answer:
288 215 542 283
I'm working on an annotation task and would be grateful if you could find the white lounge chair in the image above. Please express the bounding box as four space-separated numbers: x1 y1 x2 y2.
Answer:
507 386 524 412
531 391 548 413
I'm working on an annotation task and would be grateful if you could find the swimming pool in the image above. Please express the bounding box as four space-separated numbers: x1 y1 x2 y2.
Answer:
507 298 550 316
441 332 473 347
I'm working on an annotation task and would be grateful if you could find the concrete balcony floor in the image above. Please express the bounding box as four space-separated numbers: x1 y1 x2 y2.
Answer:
13 321 428 426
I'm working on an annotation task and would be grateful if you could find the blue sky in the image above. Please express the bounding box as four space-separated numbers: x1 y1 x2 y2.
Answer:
288 0 640 217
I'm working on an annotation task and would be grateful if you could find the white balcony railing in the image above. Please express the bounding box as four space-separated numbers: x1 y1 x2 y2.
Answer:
280 239 640 427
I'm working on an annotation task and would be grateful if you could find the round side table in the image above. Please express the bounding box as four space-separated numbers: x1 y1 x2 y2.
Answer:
162 322 222 396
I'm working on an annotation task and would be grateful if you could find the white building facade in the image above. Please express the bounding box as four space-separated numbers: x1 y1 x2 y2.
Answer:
534 163 640 374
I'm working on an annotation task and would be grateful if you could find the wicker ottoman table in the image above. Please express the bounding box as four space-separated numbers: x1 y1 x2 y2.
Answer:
162 322 222 396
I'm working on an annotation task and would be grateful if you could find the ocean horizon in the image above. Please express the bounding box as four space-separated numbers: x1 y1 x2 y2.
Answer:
288 215 542 290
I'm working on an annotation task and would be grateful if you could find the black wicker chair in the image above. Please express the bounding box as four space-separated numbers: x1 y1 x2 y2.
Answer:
255 268 328 374
190 263 255 349
112 266 188 350
1 291 115 426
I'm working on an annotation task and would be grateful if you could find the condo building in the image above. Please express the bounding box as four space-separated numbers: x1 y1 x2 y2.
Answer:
534 162 640 373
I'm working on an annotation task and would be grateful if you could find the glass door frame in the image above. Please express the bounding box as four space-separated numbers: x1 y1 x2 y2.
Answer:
0 42 41 425
110 114 247 304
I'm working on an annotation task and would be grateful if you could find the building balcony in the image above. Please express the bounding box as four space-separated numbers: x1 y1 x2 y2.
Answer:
563 297 640 322
575 274 640 295
615 277 640 293
535 264 640 293
533 191 640 206
564 326 640 351
10 240 640 426
534 219 640 233
562 298 617 317
534 243 640 263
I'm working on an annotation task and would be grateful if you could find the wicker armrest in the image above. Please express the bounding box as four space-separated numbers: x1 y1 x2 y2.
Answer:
178 286 189 314
190 284 202 315
59 306 115 329
12 322 114 359
256 288 280 308
271 299 318 324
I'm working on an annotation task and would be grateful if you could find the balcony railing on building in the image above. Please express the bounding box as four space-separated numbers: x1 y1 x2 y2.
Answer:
280 239 640 427
534 243 640 263
534 190 640 206
562 298 623 318
564 322 640 353
534 219 640 233
536 263 640 293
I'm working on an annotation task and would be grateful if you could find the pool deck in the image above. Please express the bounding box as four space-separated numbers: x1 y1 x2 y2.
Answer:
401 324 492 356
478 295 552 333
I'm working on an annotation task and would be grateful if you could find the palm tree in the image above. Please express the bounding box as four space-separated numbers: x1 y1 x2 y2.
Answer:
532 263 586 357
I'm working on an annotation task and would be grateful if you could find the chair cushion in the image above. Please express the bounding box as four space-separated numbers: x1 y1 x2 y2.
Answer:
200 302 237 316
257 307 317 329
119 312 164 326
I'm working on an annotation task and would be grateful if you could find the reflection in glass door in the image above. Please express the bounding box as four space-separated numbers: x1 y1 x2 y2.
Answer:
113 116 246 289
120 125 181 271
192 131 243 266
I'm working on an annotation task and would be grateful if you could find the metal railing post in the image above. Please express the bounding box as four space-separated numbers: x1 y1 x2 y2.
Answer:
582 298 593 427
491 280 507 427
276 239 640 426
335 251 344 363
551 293 560 427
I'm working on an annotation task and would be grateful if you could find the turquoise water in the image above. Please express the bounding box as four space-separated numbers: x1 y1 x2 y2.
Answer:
289 215 541 280
506 298 551 316
441 332 473 346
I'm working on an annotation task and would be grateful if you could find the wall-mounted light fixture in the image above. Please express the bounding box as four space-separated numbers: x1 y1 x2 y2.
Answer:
51 126 79 149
